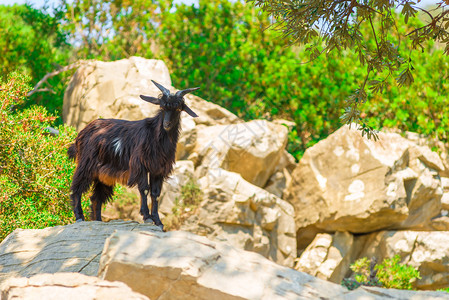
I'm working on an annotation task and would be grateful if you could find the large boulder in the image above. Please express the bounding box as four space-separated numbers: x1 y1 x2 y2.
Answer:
181 168 296 267
0 220 160 284
63 57 239 132
441 177 449 210
190 120 288 187
98 230 449 300
295 231 355 284
286 124 444 240
104 163 296 267
356 230 449 290
0 273 148 300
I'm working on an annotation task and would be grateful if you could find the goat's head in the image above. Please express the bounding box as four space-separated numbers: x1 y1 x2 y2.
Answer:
140 80 199 131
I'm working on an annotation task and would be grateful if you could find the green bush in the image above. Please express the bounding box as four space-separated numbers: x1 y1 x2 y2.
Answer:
0 72 85 242
342 255 421 290
157 1 449 159
0 4 71 117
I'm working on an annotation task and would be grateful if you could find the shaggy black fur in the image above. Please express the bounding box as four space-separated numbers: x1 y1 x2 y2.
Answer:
68 81 199 230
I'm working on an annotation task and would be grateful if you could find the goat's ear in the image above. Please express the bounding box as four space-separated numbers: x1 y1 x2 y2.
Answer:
140 95 160 105
183 104 199 118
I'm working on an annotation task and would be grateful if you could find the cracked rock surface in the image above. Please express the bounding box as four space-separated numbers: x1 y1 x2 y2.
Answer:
98 230 345 300
0 220 160 284
98 230 449 300
0 272 148 300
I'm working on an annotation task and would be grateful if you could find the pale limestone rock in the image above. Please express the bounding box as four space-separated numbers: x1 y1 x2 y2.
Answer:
97 230 449 300
264 150 296 198
182 168 296 267
63 57 240 132
102 160 196 222
0 273 148 300
403 130 449 178
103 160 196 222
63 57 171 130
344 286 448 299
286 124 444 236
102 188 142 222
441 177 449 210
429 215 449 230
0 220 160 284
159 160 196 215
98 230 345 300
295 232 355 283
192 120 288 187
357 230 449 290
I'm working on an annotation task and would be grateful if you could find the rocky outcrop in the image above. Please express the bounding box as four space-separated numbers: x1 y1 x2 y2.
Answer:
1 223 449 299
0 220 160 284
188 120 288 187
182 168 296 267
295 232 355 284
60 57 449 292
286 124 444 239
0 273 148 300
356 230 449 290
63 57 240 132
98 230 449 300
62 57 296 267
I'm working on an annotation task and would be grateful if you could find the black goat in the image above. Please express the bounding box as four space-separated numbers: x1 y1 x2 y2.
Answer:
67 80 199 230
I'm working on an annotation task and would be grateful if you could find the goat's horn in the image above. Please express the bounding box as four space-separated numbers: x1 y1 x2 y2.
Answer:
151 80 171 97
175 87 200 98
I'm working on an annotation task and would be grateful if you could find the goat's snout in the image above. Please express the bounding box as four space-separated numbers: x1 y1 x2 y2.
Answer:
163 110 174 131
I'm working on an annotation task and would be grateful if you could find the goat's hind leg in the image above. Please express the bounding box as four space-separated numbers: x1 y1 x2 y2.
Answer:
70 168 93 222
90 180 114 221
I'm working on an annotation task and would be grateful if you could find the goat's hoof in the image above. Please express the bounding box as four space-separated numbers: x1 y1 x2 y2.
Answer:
157 224 164 231
75 219 84 223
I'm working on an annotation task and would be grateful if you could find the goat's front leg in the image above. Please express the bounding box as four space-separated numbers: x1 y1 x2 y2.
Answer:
129 158 152 222
137 180 151 222
150 175 164 230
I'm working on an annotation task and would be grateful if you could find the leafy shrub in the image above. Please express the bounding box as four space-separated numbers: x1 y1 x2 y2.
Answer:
376 255 421 290
0 72 84 242
0 4 71 117
342 256 421 290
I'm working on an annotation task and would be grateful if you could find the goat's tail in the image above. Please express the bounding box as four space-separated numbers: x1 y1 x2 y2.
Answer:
67 143 77 161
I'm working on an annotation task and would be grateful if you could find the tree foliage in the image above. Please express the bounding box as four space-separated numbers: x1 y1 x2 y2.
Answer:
60 0 170 60
251 0 449 136
2 0 448 159
0 4 70 115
